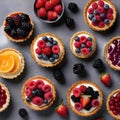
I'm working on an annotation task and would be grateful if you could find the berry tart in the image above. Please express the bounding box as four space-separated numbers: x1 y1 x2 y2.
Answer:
70 31 96 58
106 89 120 120
21 76 56 110
0 48 25 79
67 80 103 116
3 11 34 42
84 0 117 31
31 33 65 67
104 36 120 71
0 82 10 112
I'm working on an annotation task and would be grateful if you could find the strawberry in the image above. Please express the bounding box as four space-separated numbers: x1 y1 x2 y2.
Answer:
51 0 60 6
37 8 47 18
55 100 68 118
48 11 58 21
45 1 53 11
80 95 91 108
53 4 62 15
100 73 111 87
35 0 45 9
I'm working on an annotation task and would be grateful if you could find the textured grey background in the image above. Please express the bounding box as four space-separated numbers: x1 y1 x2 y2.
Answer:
0 0 120 120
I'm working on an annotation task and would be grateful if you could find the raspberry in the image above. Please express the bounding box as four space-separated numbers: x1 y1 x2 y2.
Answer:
97 7 104 13
37 40 46 48
86 41 92 47
35 80 45 89
74 103 83 111
108 8 113 14
27 81 37 90
107 14 113 20
35 48 42 54
95 15 101 21
73 88 81 97
44 92 53 100
32 96 43 106
42 84 51 93
98 0 104 6
92 2 98 9
80 36 87 43
42 46 51 55
98 21 105 28
92 21 98 26
88 8 94 14
74 42 81 48
25 88 32 97
52 45 60 54
12 14 21 27
79 85 87 93
91 99 99 107
81 48 89 55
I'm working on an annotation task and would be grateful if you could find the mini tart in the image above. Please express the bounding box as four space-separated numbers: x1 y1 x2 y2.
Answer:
84 0 117 31
21 76 56 111
104 36 120 71
106 89 120 120
0 82 10 112
31 33 65 67
3 11 34 42
70 31 96 58
67 80 103 117
0 48 25 79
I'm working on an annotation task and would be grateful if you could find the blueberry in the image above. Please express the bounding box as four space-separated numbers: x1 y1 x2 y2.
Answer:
47 42 53 47
87 37 92 41
32 90 37 95
42 36 48 42
53 40 57 45
100 13 105 18
37 89 45 98
44 99 48 104
18 108 27 118
4 25 11 33
104 19 109 24
26 97 31 102
88 14 94 20
38 54 43 59
53 54 59 59
75 48 80 53
49 57 55 62
48 37 53 43
74 36 79 41
92 17 96 22
43 55 48 60
104 4 109 10
88 47 92 52
81 44 86 48
93 10 98 15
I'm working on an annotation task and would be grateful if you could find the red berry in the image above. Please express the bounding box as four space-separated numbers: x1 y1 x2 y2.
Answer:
98 0 104 6
52 45 60 54
1 99 6 105
81 48 89 55
92 21 98 26
91 99 99 107
36 80 45 89
44 92 53 100
73 88 81 97
45 1 53 11
95 15 101 21
113 110 118 115
27 81 37 90
37 40 46 48
98 21 105 28
1 89 6 94
80 36 87 43
48 11 58 21
108 8 113 14
35 0 45 9
86 41 92 47
79 85 87 93
35 48 42 54
32 96 43 106
25 87 32 97
37 7 47 18
97 7 104 13
54 4 62 15
74 41 81 48
42 84 51 93
88 8 94 14
51 0 60 6
107 14 113 20
1 94 7 100
74 102 83 111
92 2 98 9
42 46 51 55
116 92 120 99
110 105 115 111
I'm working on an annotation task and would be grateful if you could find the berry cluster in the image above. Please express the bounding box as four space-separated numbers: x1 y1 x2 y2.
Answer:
25 80 53 106
0 85 7 108
35 0 63 21
35 36 60 62
4 13 32 39
108 40 120 66
88 0 114 28
109 92 120 115
71 85 99 111
74 35 93 55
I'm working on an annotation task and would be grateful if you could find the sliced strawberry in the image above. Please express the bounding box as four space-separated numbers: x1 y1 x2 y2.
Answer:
35 0 45 9
73 88 81 97
37 40 46 48
80 36 87 43
27 80 37 90
74 41 81 48
42 84 51 93
42 46 51 55
32 96 43 106
79 85 87 93
74 102 83 111
44 92 53 100
92 2 98 9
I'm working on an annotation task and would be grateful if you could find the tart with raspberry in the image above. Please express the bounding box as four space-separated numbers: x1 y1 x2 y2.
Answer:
0 48 25 79
3 11 34 42
84 0 117 31
21 76 56 110
67 80 103 116
70 31 96 58
104 36 120 71
106 89 120 120
0 82 10 112
31 33 65 67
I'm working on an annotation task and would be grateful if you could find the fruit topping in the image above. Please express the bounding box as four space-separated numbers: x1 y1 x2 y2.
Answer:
73 88 81 98
74 102 83 111
52 45 60 54
32 96 43 106
65 17 74 28
85 103 92 111
25 88 32 97
68 2 78 13
18 108 28 118
42 84 51 93
44 92 53 100
91 99 99 107
71 95 80 103
81 48 89 55
27 81 37 90
79 85 87 93
36 80 45 89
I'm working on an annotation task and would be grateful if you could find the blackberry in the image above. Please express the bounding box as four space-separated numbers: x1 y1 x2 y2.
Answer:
10 29 17 37
21 22 32 32
17 28 28 37
93 58 104 70
36 89 45 98
91 91 99 99
85 86 94 95
71 95 80 103
4 25 11 33
18 108 27 118
73 63 85 75
85 104 92 111
68 2 78 13
20 13 30 22
6 17 15 28
65 17 74 28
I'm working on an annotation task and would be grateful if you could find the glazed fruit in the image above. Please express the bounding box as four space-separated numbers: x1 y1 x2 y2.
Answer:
68 2 78 13
18 108 28 118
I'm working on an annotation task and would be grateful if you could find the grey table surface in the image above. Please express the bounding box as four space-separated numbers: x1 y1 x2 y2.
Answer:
0 0 120 120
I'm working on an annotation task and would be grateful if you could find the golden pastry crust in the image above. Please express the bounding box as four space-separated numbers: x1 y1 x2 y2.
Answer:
21 76 56 111
70 31 96 58
0 82 10 112
83 0 117 31
31 33 65 67
106 89 120 120
3 11 34 42
104 36 120 71
67 80 103 117
0 48 25 79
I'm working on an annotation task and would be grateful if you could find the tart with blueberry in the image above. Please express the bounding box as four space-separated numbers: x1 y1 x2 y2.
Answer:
3 11 34 42
31 33 65 67
70 31 96 58
106 89 120 120
84 0 117 31
0 48 25 79
0 82 10 112
104 36 120 71
67 80 103 116
21 76 56 110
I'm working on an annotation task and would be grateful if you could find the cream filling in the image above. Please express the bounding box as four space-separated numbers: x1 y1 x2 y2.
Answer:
70 84 100 113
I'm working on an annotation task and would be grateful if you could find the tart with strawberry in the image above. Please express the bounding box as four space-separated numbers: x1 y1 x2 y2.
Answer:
67 80 103 116
106 89 120 119
104 36 120 71
21 76 56 110
0 48 25 79
31 33 65 67
0 82 10 112
70 31 96 58
84 0 117 31
3 11 34 42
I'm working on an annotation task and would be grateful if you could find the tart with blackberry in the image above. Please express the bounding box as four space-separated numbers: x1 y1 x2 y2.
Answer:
106 89 120 120
70 31 96 58
67 80 103 116
31 33 65 67
21 76 56 110
0 82 10 112
0 48 25 79
84 0 117 31
3 11 34 42
104 36 120 71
